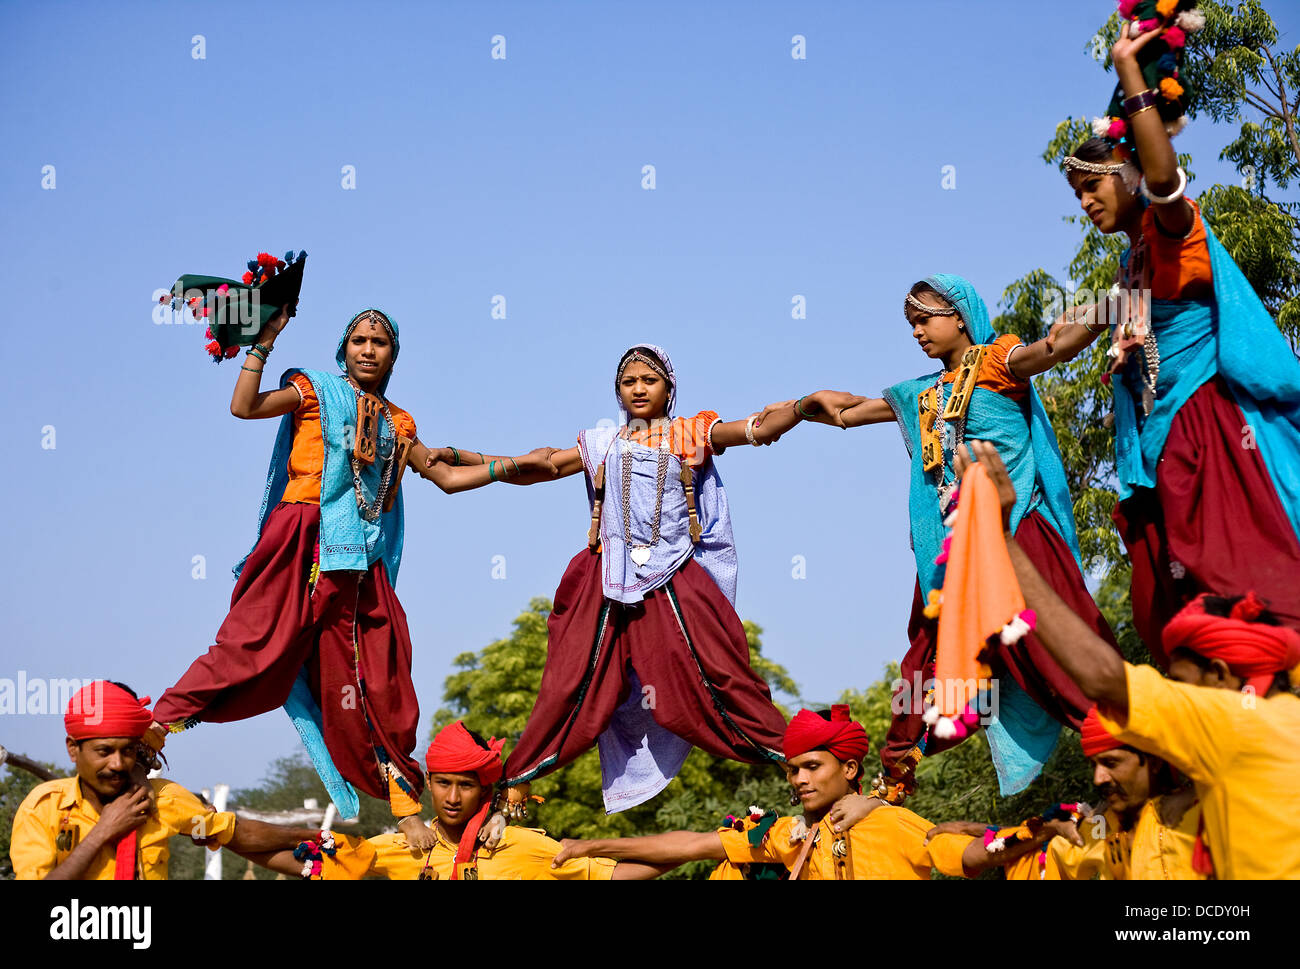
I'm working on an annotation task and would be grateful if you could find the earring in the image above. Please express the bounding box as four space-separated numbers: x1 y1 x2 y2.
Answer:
789 788 800 806
958 323 965 331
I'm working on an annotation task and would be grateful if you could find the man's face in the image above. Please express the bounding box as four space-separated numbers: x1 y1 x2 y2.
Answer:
427 771 483 828
1090 748 1151 815
783 751 857 815
67 736 137 802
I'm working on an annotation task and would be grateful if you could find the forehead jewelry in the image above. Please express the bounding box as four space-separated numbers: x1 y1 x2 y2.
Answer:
349 309 396 342
1061 155 1141 193
904 293 957 318
618 349 668 384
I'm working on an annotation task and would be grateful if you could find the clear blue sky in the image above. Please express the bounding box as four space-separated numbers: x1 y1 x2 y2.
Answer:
3 1 1297 795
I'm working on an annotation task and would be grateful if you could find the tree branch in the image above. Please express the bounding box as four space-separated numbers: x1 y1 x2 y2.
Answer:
1264 46 1300 173
0 746 59 782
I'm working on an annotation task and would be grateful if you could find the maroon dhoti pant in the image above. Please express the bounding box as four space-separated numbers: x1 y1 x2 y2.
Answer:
880 510 1118 781
503 548 788 788
154 502 422 801
1114 376 1300 666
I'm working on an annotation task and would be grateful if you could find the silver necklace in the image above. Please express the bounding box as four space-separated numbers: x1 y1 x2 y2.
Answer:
932 372 963 513
620 424 671 568
346 381 398 522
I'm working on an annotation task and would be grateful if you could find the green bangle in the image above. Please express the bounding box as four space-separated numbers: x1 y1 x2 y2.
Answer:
247 346 267 362
240 365 263 374
796 396 816 419
254 343 273 357
488 460 498 482
508 457 521 476
449 446 461 467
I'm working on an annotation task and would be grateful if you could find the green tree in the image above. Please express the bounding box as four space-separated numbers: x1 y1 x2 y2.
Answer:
1 758 66 879
432 597 799 879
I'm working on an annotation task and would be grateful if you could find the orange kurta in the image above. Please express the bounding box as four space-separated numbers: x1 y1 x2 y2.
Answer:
621 410 722 466
716 807 973 880
282 373 418 505
319 823 617 880
11 777 237 880
1142 198 1214 301
1098 663 1300 879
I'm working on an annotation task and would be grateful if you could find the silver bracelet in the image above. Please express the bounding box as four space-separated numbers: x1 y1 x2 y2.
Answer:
744 414 760 446
1140 166 1187 205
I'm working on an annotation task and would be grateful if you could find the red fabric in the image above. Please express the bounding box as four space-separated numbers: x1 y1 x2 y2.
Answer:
1162 592 1300 695
425 721 505 785
1115 376 1300 666
113 831 137 880
1079 706 1124 757
154 502 422 801
64 682 153 740
502 549 787 787
881 510 1118 775
784 706 869 762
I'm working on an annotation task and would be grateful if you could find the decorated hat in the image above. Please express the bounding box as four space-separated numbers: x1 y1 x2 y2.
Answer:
1093 1 1205 150
162 249 307 362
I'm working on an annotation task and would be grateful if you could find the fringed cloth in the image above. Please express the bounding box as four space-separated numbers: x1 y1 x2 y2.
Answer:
154 502 422 801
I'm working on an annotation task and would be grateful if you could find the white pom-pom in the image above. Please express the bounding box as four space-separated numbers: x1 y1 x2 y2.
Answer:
943 509 959 528
988 836 1007 853
1176 8 1206 32
748 805 763 817
922 704 941 726
933 716 958 740
1107 344 1121 359
1092 116 1111 138
1165 115 1189 138
789 816 809 843
1000 614 1032 645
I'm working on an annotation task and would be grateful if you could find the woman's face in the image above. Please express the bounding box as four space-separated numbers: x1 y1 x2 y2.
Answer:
344 319 394 391
1069 152 1141 235
906 291 969 363
618 359 670 422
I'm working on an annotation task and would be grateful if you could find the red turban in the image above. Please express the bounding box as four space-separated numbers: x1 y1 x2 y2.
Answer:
64 682 153 740
1079 706 1124 758
784 705 870 763
425 721 505 786
1163 592 1300 696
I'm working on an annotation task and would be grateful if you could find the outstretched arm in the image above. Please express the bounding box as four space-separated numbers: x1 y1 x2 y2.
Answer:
1005 305 1107 379
553 831 727 869
750 390 887 443
954 818 1084 876
229 305 301 420
406 442 568 493
955 442 1128 711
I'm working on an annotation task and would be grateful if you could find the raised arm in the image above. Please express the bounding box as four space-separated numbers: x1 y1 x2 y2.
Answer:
957 441 1128 710
229 305 301 420
1112 19 1194 236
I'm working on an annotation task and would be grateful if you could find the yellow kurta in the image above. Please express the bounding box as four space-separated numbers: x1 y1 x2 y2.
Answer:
321 823 616 880
716 807 972 880
1003 797 1202 881
11 777 237 880
1098 663 1300 879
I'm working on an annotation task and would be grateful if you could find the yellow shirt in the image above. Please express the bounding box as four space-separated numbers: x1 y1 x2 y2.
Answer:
321 823 617 880
1004 797 1201 881
11 777 237 880
1098 663 1300 879
716 807 973 880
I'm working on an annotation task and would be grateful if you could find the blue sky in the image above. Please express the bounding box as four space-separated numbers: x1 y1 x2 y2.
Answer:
3 1 1297 795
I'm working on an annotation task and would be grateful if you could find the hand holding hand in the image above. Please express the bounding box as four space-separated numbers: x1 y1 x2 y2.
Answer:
397 815 438 852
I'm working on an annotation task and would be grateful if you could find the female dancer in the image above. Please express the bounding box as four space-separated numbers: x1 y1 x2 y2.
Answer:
153 307 551 846
1059 19 1300 656
757 276 1117 798
434 344 791 815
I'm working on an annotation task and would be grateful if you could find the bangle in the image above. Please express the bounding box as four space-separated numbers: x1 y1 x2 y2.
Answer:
254 342 273 357
1140 166 1187 205
488 460 498 482
240 365 263 374
744 414 759 446
478 451 486 465
1121 88 1157 115
795 396 816 419
448 446 461 466
1128 103 1156 118
508 457 521 476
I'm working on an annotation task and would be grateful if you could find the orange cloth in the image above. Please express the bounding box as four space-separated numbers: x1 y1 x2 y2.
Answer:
11 777 237 880
282 374 417 505
716 808 973 880
934 462 1027 717
1097 662 1300 879
943 334 1029 400
1142 198 1214 302
317 823 617 880
623 410 721 466
386 775 423 820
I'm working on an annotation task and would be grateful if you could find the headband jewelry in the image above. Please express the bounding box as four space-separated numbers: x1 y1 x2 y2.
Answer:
1061 155 1143 193
618 348 668 383
904 292 957 317
350 309 396 342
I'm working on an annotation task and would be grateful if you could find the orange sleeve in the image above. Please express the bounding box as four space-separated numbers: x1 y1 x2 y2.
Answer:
674 409 720 464
288 373 316 413
976 334 1030 400
1142 198 1213 301
282 374 324 505
387 403 417 441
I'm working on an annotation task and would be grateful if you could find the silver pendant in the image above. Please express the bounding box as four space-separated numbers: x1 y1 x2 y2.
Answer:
630 546 652 567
